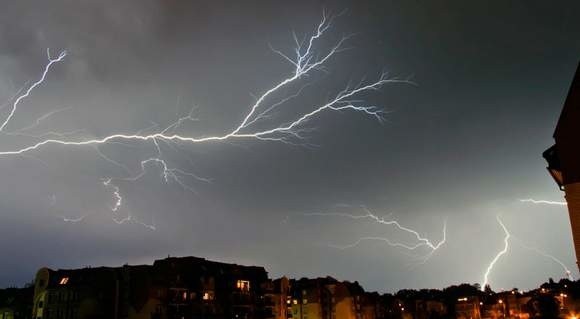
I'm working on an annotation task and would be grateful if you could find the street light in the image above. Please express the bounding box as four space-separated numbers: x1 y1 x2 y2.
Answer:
498 299 506 318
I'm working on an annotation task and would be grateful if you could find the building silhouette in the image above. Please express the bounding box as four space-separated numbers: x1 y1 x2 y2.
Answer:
544 62 580 270
31 256 271 319
26 256 389 319
0 286 33 319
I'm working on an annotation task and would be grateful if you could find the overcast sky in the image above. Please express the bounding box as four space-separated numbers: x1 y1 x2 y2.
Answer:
1 0 580 293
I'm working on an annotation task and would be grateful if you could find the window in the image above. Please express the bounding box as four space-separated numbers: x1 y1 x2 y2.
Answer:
236 280 250 292
203 291 214 301
59 277 69 285
38 300 44 309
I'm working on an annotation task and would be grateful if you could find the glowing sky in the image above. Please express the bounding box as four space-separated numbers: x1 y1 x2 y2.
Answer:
1 0 580 292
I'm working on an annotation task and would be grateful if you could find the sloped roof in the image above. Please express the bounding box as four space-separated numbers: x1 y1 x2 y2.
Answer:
554 63 580 141
553 62 580 185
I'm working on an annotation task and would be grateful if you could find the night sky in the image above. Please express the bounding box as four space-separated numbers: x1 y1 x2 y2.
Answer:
1 0 580 293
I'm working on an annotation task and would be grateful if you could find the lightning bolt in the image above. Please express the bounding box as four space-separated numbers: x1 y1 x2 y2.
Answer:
0 48 67 132
481 215 574 289
304 207 447 263
0 13 406 228
519 198 567 206
482 215 511 290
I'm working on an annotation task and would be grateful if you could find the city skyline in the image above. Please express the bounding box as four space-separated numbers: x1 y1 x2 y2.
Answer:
7 254 577 319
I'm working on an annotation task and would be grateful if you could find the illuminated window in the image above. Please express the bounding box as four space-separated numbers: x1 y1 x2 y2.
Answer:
236 280 250 292
293 299 298 305
182 292 188 301
59 277 69 285
203 292 214 301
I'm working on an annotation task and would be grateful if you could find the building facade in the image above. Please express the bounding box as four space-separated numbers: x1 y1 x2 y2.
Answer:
31 256 271 319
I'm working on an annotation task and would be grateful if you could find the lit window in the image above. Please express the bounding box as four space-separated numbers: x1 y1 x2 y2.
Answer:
236 280 250 292
293 299 298 305
59 277 69 285
303 299 308 304
203 292 214 301
182 292 187 301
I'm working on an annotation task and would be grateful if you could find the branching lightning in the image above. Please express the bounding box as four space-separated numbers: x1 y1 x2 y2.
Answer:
481 215 573 290
0 49 67 132
0 13 409 229
482 215 511 290
304 207 447 263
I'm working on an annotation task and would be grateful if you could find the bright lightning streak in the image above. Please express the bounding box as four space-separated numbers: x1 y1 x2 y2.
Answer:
481 215 573 289
519 198 567 206
481 215 511 290
0 13 408 229
304 208 446 262
482 215 511 290
0 73 402 154
0 49 67 131
103 178 122 212
102 177 156 230
0 84 29 112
